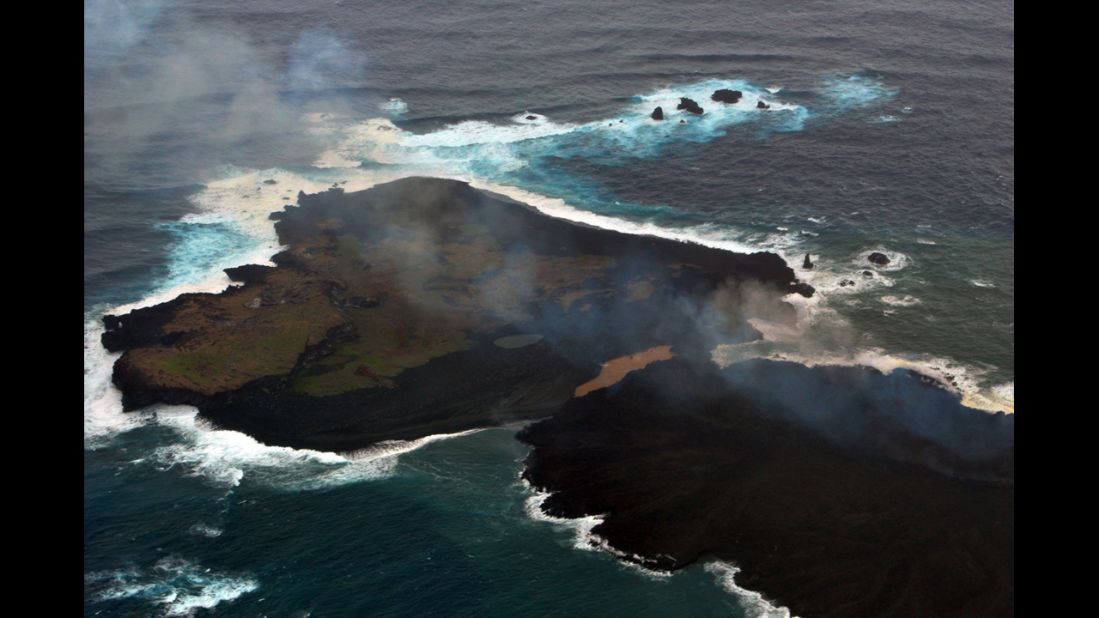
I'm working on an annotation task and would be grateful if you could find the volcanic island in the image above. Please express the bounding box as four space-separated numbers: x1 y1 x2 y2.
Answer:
102 177 1013 617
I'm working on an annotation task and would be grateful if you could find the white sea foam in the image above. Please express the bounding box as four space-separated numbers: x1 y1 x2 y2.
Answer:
149 411 481 491
87 307 478 490
711 343 1014 414
524 472 811 612
512 111 547 124
345 428 488 461
189 166 385 237
188 523 224 538
992 382 1014 403
637 80 804 119
379 97 408 115
143 408 390 489
313 78 811 180
821 75 899 110
880 294 921 307
471 180 764 255
83 168 291 447
968 381 1015 415
520 478 673 579
83 158 487 488
857 246 909 271
403 118 578 150
90 77 881 329
780 244 968 396
704 561 797 618
151 409 512 490
84 237 283 444
284 80 830 284
85 319 147 444
84 154 799 492
90 74 1007 511
916 238 937 245
86 557 258 616
522 480 606 552
796 263 894 298
970 279 996 288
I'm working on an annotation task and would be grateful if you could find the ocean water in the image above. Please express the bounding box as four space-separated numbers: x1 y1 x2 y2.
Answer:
86 425 784 617
85 0 1012 614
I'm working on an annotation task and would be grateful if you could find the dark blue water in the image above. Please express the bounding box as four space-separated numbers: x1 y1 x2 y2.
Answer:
85 0 1013 614
85 426 766 616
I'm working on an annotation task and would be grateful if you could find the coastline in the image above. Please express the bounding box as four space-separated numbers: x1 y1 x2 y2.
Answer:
518 358 1013 617
90 176 1012 617
100 176 811 450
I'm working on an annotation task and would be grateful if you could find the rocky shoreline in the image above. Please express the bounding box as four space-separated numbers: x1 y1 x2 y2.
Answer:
518 359 1013 616
103 177 809 446
101 177 1011 617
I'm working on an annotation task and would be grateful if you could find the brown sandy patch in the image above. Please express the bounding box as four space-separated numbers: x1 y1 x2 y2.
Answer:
574 345 674 397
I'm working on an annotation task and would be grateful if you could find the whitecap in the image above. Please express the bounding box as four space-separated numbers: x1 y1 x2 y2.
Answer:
86 557 258 616
342 428 488 462
521 480 606 553
970 279 996 288
797 266 894 298
317 78 812 177
471 181 764 256
704 561 797 618
378 97 408 115
188 523 224 538
820 74 898 110
519 477 673 580
880 294 921 307
85 163 414 449
512 111 546 124
87 74 929 503
89 313 406 491
146 408 399 490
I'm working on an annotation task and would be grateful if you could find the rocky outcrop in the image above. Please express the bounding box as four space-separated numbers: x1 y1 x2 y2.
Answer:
676 97 704 115
711 89 743 104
